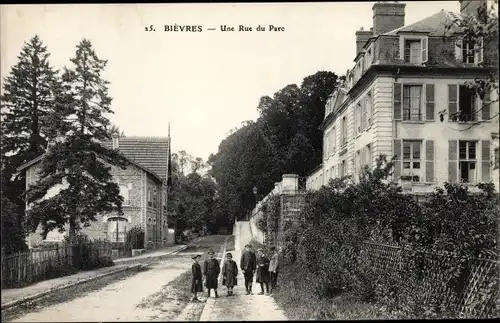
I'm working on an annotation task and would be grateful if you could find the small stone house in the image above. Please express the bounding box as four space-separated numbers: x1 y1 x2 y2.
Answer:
17 135 173 250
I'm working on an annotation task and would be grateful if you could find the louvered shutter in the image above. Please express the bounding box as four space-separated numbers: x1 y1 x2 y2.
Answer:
482 89 490 121
425 140 435 182
393 139 402 180
448 84 458 121
394 83 402 120
448 140 458 182
482 140 491 182
425 84 435 121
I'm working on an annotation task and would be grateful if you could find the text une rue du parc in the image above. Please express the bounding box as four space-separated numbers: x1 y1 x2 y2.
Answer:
145 24 285 32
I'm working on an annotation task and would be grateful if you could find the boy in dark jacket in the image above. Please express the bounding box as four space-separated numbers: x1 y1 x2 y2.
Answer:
203 250 220 298
240 244 257 294
256 248 270 295
222 252 238 296
191 255 203 302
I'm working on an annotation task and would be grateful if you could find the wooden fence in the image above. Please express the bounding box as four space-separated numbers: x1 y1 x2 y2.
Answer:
1 239 113 289
362 242 499 318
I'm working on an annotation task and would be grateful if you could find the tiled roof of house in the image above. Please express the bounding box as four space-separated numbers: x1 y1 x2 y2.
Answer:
384 10 464 37
102 136 170 180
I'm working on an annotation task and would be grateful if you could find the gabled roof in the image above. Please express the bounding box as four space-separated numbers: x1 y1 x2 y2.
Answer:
101 136 169 180
16 136 169 183
383 10 464 37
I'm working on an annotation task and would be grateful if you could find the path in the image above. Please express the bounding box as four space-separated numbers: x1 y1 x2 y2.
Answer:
8 256 192 322
198 221 287 321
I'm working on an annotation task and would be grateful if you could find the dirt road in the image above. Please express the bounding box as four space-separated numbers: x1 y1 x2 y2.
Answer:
7 235 232 322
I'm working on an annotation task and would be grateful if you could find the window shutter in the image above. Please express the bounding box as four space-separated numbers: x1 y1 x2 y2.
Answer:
476 37 484 64
394 83 402 120
425 84 435 121
425 140 435 182
455 38 462 62
482 140 491 182
393 139 402 180
421 37 428 63
448 84 458 121
448 140 458 182
482 89 491 121
369 93 374 125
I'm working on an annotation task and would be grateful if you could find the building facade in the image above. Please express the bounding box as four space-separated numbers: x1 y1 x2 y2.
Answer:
18 135 172 249
307 0 499 193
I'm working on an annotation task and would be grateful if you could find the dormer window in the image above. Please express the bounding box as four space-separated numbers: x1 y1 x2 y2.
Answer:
456 37 483 65
400 35 428 65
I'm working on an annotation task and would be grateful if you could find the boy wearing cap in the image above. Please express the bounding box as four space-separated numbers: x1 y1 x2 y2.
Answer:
222 252 238 296
191 255 203 302
203 250 221 298
240 244 257 295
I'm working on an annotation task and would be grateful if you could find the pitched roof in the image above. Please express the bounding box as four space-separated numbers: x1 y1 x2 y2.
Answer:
101 136 170 180
383 10 464 37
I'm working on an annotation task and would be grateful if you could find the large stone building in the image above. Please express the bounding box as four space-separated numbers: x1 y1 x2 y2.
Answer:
307 0 499 193
17 135 173 249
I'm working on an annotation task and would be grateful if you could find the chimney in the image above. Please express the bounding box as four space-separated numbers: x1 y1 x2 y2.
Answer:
355 27 373 55
112 133 119 149
459 0 487 19
372 1 406 36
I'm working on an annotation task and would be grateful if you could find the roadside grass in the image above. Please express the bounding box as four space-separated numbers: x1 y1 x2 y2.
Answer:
250 239 392 320
1 266 149 322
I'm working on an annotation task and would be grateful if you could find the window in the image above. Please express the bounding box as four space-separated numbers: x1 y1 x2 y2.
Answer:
107 217 128 242
403 85 422 121
330 166 335 179
341 116 347 145
494 148 499 170
340 160 347 177
404 39 421 64
355 103 362 134
364 144 372 168
459 141 477 183
330 128 336 155
366 92 373 127
119 184 129 206
402 140 422 182
458 85 476 122
328 128 335 155
148 188 152 207
153 187 157 208
323 133 328 159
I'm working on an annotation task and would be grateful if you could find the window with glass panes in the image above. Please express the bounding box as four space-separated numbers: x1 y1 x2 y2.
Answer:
403 85 422 121
459 141 477 183
402 140 421 182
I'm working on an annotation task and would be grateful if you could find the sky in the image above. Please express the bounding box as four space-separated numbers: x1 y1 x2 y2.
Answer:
1 1 460 161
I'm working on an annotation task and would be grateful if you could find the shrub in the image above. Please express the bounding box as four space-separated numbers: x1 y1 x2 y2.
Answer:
126 226 145 249
273 154 499 319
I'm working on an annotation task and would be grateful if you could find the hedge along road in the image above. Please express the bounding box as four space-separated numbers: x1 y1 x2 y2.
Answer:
7 235 232 322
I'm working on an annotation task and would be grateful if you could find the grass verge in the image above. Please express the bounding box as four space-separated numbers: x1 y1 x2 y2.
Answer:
249 239 392 320
1 266 149 322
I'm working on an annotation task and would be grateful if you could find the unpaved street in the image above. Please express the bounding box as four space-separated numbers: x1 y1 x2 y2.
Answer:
11 256 193 322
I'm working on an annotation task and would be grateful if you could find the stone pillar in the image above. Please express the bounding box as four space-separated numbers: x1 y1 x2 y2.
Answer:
281 174 299 193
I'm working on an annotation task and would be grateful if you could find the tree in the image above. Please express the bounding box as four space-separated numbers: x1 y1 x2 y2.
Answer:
439 0 499 127
209 71 340 220
1 35 60 252
25 39 128 241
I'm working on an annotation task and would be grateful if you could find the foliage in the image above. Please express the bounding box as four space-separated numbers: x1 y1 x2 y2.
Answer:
168 153 221 233
106 124 126 137
209 71 340 221
440 0 499 125
25 39 129 241
1 35 60 254
266 155 499 319
126 226 145 249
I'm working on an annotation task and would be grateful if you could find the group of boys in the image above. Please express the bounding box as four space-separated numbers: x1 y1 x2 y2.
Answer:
190 244 279 302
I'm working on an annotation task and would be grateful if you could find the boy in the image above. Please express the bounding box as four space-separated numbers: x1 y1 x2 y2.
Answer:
240 244 257 295
222 252 238 296
191 255 203 302
256 248 270 295
269 246 279 293
203 250 220 298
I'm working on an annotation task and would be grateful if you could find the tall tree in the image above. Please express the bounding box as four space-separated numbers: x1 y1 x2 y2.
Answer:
1 35 60 252
25 39 128 241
